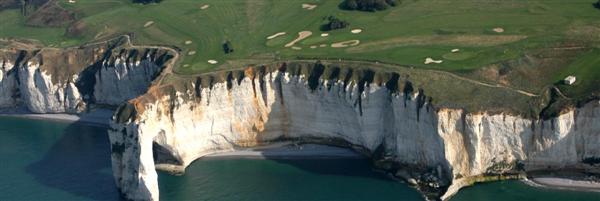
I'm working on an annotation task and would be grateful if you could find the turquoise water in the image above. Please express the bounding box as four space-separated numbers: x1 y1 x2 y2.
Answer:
158 159 423 201
0 116 599 201
452 180 600 201
0 117 119 201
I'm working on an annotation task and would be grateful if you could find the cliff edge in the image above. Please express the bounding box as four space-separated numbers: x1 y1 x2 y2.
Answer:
109 63 600 200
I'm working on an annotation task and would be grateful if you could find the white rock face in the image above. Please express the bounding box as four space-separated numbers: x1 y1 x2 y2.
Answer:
0 60 18 108
0 50 166 113
109 70 600 201
18 61 85 113
94 58 162 105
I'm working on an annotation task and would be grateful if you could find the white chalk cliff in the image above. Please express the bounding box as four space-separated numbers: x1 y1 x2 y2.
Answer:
109 67 600 201
0 45 171 113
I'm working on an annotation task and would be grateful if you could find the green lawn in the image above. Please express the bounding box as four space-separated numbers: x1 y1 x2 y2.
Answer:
2 0 600 107
555 48 600 100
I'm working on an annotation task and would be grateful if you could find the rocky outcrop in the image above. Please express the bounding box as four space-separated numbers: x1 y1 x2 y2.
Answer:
0 58 19 108
17 60 85 113
93 56 165 105
0 37 173 113
108 64 600 200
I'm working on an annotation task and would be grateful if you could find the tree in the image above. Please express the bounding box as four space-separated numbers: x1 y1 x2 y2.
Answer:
385 0 398 7
133 0 162 4
345 0 358 10
223 41 234 54
320 16 349 31
373 0 388 10
595 0 600 9
341 0 397 12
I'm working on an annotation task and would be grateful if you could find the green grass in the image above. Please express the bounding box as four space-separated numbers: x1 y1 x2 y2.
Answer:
555 48 600 100
2 0 600 111
3 0 600 72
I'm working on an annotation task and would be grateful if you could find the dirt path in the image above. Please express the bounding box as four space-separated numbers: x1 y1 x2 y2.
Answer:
168 58 540 97
73 35 539 98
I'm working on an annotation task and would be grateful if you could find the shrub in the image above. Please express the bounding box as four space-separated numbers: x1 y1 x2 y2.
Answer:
223 41 234 54
320 16 349 31
341 0 397 12
133 0 162 4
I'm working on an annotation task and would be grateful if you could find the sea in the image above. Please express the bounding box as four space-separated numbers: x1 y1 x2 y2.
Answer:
0 116 599 201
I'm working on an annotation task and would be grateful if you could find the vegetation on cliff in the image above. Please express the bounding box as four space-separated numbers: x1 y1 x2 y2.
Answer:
0 0 599 116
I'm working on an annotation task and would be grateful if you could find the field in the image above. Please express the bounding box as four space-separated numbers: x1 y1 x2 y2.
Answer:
1 0 600 114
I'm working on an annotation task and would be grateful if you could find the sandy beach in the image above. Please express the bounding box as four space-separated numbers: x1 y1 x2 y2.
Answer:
0 108 113 127
525 177 600 192
205 143 364 159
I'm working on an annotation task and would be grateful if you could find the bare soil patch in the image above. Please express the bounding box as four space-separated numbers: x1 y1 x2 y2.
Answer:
26 2 76 27
331 40 360 48
285 31 312 47
424 57 443 64
267 32 286 40
302 3 317 10
347 35 527 53
144 21 154 28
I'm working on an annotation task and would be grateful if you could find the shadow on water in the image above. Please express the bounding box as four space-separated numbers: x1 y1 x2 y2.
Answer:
257 148 397 182
25 121 121 201
272 157 396 180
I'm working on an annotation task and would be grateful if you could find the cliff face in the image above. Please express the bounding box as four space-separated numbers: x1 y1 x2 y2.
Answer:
109 65 600 201
0 39 173 113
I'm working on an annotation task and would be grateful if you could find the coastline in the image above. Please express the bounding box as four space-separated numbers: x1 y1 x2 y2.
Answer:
204 143 365 159
0 108 113 127
523 176 600 193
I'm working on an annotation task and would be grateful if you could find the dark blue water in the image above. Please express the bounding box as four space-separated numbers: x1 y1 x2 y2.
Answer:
157 158 423 201
1 116 599 201
452 180 600 201
0 117 119 201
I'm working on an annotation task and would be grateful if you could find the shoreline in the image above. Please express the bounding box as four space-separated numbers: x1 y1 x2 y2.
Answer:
203 143 365 159
0 109 113 127
523 176 600 193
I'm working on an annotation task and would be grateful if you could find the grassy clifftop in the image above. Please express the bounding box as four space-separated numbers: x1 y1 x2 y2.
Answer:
0 0 599 114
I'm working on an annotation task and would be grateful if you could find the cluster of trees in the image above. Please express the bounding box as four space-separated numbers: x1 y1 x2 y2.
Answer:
341 0 398 12
320 16 349 31
223 41 234 54
595 0 600 9
133 0 163 4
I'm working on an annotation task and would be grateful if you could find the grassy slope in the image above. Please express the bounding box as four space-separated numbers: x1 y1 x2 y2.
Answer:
1 0 600 114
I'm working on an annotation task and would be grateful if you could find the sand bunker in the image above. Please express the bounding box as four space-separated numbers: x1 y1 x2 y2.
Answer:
143 21 154 28
493 27 505 33
424 58 443 64
321 33 329 37
302 4 317 10
267 32 286 40
291 46 302 50
285 31 312 47
185 40 192 45
310 45 317 49
351 29 362 34
208 60 218 64
319 44 327 47
200 5 210 10
331 40 360 48
451 49 460 53
187 51 196 55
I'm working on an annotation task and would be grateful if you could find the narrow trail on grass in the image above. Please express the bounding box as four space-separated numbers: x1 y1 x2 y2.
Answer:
439 70 539 97
79 35 539 99
168 58 540 98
